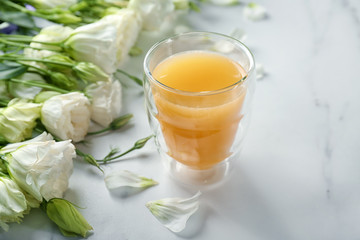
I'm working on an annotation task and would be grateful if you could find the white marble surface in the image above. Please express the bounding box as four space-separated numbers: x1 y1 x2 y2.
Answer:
2 0 360 239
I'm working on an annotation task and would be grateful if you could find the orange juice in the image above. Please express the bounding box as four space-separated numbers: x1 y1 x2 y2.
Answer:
152 51 247 170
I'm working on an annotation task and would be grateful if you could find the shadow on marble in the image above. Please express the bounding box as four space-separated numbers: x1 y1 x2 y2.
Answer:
108 185 155 199
202 160 294 240
174 204 210 239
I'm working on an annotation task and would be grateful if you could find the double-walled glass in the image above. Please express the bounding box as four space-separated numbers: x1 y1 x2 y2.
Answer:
144 32 255 186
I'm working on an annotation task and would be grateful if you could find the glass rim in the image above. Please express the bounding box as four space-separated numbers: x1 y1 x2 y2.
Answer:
143 31 255 96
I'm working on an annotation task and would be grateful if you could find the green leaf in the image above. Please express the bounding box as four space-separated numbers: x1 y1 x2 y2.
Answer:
0 62 27 80
0 5 36 29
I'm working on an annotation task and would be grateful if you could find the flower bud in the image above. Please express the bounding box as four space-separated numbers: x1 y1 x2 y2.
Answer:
44 198 93 237
173 0 190 10
45 54 75 72
134 135 153 149
73 62 110 83
34 91 61 103
37 9 82 24
110 113 133 130
49 72 77 90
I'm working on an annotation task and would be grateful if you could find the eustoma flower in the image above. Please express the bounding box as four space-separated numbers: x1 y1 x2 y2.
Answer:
0 176 28 231
128 0 174 31
64 9 142 74
0 132 76 202
24 25 73 69
0 99 41 143
40 92 91 142
146 192 201 232
85 80 122 127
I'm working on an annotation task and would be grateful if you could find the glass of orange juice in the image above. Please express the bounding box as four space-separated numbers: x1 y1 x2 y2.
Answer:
144 32 255 186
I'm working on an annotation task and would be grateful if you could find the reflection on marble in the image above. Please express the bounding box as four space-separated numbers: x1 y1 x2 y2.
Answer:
1 0 360 240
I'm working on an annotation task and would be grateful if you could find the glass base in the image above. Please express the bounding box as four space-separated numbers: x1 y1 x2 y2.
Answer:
159 150 237 189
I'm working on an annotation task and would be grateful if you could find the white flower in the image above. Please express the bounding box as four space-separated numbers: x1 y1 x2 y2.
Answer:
0 177 28 231
0 99 41 143
64 9 142 74
0 132 52 154
243 3 267 21
24 25 73 69
104 169 158 190
8 73 45 99
146 192 201 232
128 0 174 31
0 132 76 202
27 0 77 9
41 92 91 142
85 80 122 127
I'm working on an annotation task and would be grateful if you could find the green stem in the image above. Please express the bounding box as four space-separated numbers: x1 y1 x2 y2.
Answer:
3 0 51 20
0 35 64 47
75 149 103 172
117 69 143 86
87 114 133 135
3 0 27 13
10 78 70 94
18 62 49 75
0 34 33 40
87 128 110 136
0 39 60 52
0 56 74 68
97 135 153 164
99 148 133 163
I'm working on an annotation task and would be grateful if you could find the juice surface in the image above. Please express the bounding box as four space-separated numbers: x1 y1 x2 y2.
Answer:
153 51 245 92
152 51 247 170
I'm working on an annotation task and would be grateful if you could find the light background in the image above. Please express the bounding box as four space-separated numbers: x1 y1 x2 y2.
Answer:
2 0 360 239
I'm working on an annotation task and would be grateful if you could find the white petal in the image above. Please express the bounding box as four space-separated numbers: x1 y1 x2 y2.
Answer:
256 63 266 80
64 9 141 74
0 177 28 231
104 170 158 189
128 0 174 31
86 80 122 127
210 0 239 6
0 132 53 154
9 73 45 99
243 3 267 21
5 138 75 201
146 192 201 232
230 28 247 43
41 92 91 142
